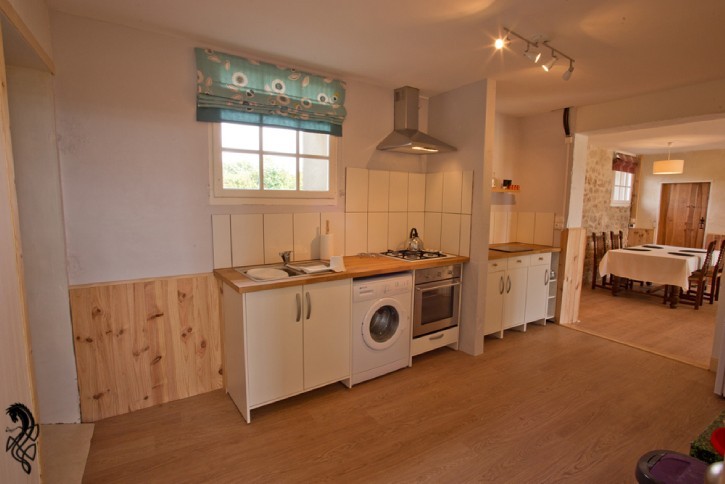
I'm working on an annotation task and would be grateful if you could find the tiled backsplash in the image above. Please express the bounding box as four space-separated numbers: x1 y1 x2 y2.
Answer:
212 169 473 268
489 207 556 246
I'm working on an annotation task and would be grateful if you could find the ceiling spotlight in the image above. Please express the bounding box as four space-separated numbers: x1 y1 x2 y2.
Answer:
494 36 509 49
524 43 541 63
562 60 574 80
542 55 558 72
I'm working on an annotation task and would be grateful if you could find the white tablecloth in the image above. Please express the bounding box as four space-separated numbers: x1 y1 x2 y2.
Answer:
598 245 716 289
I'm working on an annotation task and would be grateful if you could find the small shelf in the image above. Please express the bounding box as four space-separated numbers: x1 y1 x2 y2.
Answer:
492 187 520 193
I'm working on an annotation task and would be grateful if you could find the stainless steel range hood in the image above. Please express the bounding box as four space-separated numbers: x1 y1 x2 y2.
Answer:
376 86 456 154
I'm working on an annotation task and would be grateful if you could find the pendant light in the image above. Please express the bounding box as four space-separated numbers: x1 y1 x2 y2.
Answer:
652 142 684 175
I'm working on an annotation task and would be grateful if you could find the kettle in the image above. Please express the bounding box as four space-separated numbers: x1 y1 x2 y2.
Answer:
406 228 424 251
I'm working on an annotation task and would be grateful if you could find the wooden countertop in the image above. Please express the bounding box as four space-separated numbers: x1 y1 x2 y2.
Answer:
488 242 561 261
215 254 470 294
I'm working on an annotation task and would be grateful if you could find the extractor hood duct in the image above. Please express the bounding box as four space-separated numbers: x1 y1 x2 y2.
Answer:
376 86 456 154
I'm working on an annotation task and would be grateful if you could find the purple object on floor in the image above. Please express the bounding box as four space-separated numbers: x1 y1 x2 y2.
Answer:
635 450 708 483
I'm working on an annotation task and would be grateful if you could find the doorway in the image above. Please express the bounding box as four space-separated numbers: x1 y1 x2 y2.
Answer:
657 182 710 248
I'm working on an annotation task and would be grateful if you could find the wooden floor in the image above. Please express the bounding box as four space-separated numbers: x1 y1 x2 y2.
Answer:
571 287 717 369
82 324 725 483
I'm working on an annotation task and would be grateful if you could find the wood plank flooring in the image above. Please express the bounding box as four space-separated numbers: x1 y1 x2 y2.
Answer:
82 324 725 483
570 287 717 369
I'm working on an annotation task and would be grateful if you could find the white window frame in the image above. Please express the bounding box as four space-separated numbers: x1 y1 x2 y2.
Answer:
611 170 633 207
209 123 338 206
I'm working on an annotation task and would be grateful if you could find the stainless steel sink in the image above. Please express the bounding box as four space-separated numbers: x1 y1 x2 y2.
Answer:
237 264 306 282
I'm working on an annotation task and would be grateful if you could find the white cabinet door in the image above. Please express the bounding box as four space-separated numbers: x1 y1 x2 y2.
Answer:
245 286 304 407
525 264 550 322
303 279 351 389
484 266 505 335
503 265 528 329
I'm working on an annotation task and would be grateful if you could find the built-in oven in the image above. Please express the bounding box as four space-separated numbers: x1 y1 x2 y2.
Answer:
412 264 462 338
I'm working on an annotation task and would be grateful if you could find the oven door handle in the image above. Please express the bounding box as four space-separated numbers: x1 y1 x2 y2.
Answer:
415 280 461 292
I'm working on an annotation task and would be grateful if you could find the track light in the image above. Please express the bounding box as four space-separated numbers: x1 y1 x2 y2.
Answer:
524 43 541 63
562 60 574 80
495 29 575 80
542 53 558 72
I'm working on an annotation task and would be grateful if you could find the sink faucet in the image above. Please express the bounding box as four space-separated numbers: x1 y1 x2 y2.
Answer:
279 251 292 265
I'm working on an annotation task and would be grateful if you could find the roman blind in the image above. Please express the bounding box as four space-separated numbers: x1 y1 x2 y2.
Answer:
195 48 347 136
612 152 638 174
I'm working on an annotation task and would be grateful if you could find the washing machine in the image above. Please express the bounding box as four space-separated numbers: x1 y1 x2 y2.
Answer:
348 272 413 386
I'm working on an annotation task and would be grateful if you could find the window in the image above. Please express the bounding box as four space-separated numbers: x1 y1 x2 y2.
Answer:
611 170 633 207
211 123 337 203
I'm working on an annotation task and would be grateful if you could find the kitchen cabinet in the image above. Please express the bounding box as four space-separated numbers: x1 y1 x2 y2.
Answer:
484 252 555 339
524 253 552 324
484 256 529 336
223 279 351 422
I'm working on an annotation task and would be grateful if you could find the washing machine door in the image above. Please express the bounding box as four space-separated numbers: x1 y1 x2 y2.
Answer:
362 298 407 350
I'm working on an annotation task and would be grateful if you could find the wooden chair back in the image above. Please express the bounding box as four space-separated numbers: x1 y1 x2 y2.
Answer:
591 232 609 289
705 239 725 304
610 230 624 250
681 240 716 309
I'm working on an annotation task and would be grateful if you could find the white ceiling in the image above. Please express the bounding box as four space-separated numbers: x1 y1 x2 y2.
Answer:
46 0 725 154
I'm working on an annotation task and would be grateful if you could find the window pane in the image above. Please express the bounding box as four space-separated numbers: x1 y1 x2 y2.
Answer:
263 155 297 190
262 127 296 153
300 158 329 191
221 123 259 151
222 151 260 189
300 132 329 156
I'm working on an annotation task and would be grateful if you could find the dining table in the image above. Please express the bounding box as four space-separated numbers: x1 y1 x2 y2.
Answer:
598 244 717 308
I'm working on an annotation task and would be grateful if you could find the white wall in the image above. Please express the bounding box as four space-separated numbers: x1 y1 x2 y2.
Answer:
8 66 79 424
429 79 494 356
6 0 53 60
51 12 417 285
636 149 725 235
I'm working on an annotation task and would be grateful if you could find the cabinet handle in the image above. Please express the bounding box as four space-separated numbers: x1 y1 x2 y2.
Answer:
499 276 504 294
429 333 445 340
544 269 550 285
295 293 301 322
305 291 311 320
506 275 511 294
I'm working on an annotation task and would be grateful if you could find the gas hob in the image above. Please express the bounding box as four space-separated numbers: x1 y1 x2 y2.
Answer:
380 249 453 261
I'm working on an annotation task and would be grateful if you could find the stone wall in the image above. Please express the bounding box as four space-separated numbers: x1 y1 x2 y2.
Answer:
581 145 632 286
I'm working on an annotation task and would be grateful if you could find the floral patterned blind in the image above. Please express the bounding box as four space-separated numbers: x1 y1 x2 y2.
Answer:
195 48 347 136
612 152 639 174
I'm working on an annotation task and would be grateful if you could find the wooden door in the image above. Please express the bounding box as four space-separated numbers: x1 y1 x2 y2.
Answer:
657 183 710 248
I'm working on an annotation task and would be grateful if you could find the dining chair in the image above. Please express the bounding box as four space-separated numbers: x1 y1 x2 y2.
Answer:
591 232 610 290
610 230 624 250
677 240 717 310
704 239 725 304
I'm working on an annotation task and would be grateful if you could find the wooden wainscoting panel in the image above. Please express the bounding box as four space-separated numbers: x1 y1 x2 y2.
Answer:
627 228 654 247
70 273 223 422
556 228 586 325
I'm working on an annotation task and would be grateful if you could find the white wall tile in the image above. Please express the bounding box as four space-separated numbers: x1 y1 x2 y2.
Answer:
460 215 471 257
516 212 536 244
345 213 368 255
425 172 443 212
367 212 389 253
441 214 461 254
408 173 426 212
534 212 555 246
388 171 409 212
407 212 425 245
508 212 518 242
388 212 408 250
345 167 368 212
424 212 442 250
263 213 294 263
231 214 264 267
442 171 462 214
321 212 345 256
368 170 390 212
491 211 508 244
212 214 232 269
293 212 321 261
461 170 473 215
